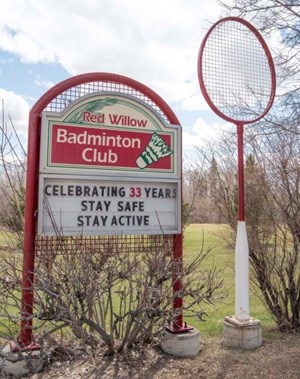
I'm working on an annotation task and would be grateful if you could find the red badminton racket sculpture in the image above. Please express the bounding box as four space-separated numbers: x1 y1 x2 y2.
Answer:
198 17 276 321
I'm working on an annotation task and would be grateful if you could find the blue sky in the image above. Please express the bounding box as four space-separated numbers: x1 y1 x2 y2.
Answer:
0 0 228 159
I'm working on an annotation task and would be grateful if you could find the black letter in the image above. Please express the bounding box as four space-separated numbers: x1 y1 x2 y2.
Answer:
44 185 51 195
81 201 87 211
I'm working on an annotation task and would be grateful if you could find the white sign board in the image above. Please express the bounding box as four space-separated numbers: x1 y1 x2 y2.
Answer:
38 176 180 236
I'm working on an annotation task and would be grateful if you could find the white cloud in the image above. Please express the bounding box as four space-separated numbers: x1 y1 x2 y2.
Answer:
0 25 56 64
182 117 232 150
181 94 211 112
0 0 222 108
0 0 232 159
33 74 54 89
0 89 29 134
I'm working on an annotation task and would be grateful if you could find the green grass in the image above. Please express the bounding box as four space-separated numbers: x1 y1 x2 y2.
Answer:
0 224 276 339
0 231 10 246
0 229 21 249
183 223 275 336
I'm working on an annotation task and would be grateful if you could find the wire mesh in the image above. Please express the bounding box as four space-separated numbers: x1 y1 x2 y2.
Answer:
200 19 274 123
37 78 175 256
45 80 169 123
35 234 174 257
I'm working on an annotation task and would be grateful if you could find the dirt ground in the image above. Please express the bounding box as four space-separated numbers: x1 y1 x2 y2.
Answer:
26 332 300 379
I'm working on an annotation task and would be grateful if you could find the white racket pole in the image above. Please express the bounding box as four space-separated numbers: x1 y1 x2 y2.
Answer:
235 123 250 321
235 221 250 320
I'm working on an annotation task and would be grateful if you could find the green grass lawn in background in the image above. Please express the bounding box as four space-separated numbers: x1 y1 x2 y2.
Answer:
0 224 275 340
183 224 275 336
0 231 10 246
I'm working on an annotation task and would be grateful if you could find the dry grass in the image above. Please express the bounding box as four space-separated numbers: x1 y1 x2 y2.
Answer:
28 332 300 379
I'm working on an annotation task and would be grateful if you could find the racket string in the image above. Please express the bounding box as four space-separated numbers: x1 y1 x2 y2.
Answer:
201 20 273 122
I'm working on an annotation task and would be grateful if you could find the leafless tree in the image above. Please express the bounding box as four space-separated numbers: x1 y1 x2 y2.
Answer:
247 129 300 330
193 127 300 330
0 100 26 247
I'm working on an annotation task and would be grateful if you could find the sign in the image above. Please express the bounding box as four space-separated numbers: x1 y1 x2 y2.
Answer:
40 94 180 177
38 93 181 236
50 125 172 170
38 176 179 236
21 74 185 348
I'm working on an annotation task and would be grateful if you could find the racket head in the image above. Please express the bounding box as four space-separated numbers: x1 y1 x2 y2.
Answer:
198 17 276 125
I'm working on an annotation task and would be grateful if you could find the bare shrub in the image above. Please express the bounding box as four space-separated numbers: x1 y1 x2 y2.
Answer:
0 235 224 359
29 235 224 355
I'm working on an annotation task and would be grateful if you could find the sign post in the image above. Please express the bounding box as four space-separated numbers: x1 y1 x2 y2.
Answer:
16 73 190 351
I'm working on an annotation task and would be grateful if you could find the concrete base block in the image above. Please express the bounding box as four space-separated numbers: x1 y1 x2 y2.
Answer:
0 344 44 377
223 316 263 350
161 328 200 357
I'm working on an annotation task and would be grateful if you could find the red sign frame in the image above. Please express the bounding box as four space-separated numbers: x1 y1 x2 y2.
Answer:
19 73 185 351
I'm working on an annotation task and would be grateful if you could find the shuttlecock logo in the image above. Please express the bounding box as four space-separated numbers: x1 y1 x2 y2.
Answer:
136 132 173 169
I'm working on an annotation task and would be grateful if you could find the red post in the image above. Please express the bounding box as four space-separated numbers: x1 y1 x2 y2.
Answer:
169 121 192 334
15 72 184 347
19 112 41 348
172 233 183 330
237 123 245 222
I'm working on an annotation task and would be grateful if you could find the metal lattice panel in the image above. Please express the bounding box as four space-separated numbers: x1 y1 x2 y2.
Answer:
45 81 169 123
35 234 173 257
